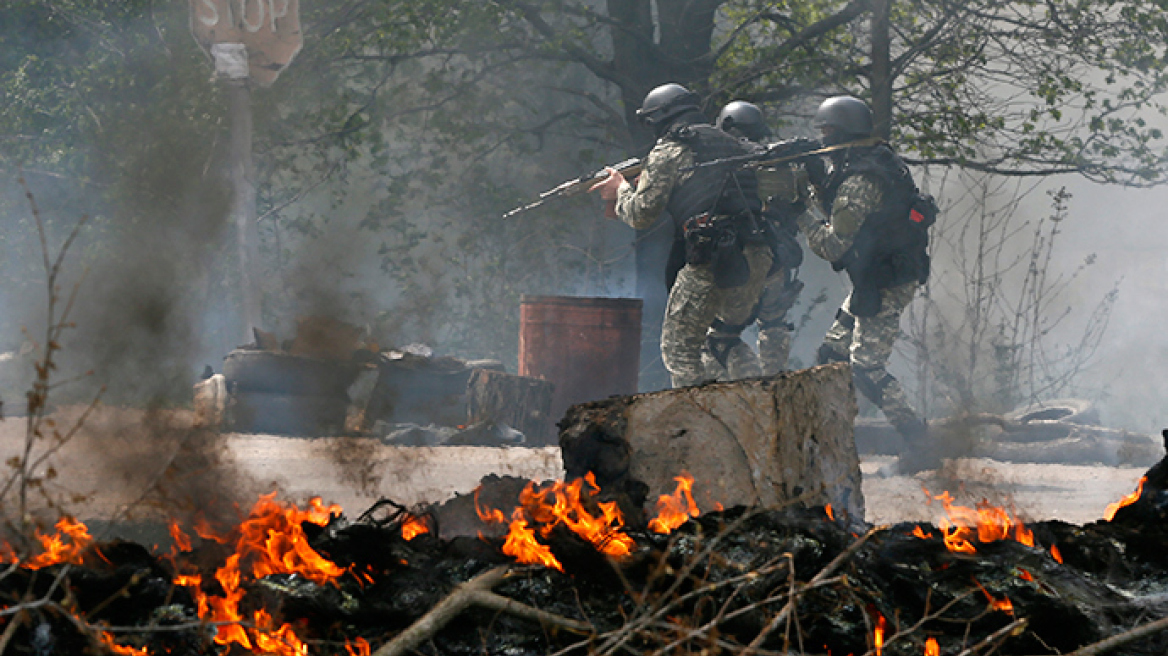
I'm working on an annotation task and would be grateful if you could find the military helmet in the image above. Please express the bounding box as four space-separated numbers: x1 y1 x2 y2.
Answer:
813 96 874 143
636 83 702 129
716 100 771 141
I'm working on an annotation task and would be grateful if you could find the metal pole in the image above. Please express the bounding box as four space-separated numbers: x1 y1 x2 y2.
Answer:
215 44 262 342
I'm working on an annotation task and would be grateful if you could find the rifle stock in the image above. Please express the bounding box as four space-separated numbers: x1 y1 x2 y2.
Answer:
502 158 643 218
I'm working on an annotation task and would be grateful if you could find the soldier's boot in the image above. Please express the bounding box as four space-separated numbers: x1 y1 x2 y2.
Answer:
854 365 941 475
890 417 941 475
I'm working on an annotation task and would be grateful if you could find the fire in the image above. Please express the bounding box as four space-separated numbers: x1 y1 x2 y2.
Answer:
168 521 192 553
475 473 636 572
911 525 933 539
874 613 886 655
825 503 835 521
924 636 940 656
1018 567 1034 581
923 488 1034 554
1104 476 1146 521
0 494 367 655
176 493 347 653
10 516 95 569
99 631 149 656
648 471 700 534
401 514 430 540
253 609 309 655
1051 544 1064 563
973 577 1014 614
346 636 372 656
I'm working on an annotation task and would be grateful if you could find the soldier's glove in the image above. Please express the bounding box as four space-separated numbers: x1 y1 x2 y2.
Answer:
801 153 828 189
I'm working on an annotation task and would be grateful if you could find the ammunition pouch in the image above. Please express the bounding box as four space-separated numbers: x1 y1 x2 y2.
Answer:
682 213 752 288
763 217 804 274
849 281 882 318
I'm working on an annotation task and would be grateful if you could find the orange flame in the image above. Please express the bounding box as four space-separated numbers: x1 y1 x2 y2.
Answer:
874 613 886 655
176 493 346 653
99 631 149 656
924 636 940 656
1018 568 1033 581
1051 544 1064 563
346 636 372 656
825 504 835 521
475 474 635 571
1104 476 1146 521
911 525 933 539
401 514 430 540
648 472 700 534
168 521 191 554
925 489 1034 554
13 516 95 569
973 577 1014 614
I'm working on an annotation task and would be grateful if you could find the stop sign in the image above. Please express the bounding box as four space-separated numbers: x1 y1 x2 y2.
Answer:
189 0 302 86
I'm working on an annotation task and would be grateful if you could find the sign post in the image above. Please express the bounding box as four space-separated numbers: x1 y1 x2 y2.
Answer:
189 1 302 341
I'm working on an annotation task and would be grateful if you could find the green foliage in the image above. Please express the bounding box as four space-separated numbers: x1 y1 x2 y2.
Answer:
0 0 1164 400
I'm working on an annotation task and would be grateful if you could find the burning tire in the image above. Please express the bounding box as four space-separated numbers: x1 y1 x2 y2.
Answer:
222 349 361 397
226 391 350 436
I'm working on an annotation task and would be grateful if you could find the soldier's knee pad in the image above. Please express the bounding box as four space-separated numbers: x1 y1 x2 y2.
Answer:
835 307 856 330
816 343 848 366
706 333 745 369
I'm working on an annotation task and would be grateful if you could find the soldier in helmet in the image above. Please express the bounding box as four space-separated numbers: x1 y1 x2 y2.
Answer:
589 83 773 388
703 100 811 379
795 95 937 473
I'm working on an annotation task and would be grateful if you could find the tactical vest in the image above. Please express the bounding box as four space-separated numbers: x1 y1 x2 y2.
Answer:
662 120 766 288
664 122 763 225
822 144 931 316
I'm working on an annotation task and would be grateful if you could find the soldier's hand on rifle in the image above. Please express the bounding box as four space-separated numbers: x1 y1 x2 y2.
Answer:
588 167 627 218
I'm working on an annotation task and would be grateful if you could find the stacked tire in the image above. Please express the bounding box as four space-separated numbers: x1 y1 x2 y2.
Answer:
222 349 361 436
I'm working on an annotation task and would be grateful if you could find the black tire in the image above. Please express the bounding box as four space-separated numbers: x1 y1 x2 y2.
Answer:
227 391 349 436
222 349 361 397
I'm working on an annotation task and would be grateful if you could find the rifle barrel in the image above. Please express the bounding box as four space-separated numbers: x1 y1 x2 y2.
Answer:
501 158 643 218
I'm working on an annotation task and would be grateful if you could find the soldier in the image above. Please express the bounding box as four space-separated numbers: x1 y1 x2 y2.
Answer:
704 100 811 379
589 83 772 388
795 95 937 473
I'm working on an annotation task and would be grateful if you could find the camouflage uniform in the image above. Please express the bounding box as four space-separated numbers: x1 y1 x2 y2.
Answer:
797 171 923 434
615 137 772 388
700 163 805 380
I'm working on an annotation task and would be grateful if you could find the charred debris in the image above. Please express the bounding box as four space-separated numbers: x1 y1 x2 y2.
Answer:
3 432 1168 656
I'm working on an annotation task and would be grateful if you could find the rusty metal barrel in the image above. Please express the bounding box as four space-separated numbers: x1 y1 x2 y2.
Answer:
519 295 642 426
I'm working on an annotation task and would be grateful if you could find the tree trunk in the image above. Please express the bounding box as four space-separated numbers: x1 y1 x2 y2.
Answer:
560 363 865 521
869 0 892 140
603 0 728 392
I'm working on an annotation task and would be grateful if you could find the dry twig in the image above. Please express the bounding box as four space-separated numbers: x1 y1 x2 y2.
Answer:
1029 615 1168 656
372 566 592 656
741 526 884 656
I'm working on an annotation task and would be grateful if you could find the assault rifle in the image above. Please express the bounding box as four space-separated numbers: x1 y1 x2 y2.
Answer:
682 136 882 173
501 157 643 218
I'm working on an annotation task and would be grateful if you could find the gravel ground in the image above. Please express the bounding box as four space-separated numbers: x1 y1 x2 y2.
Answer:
0 406 1151 529
226 437 1150 527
